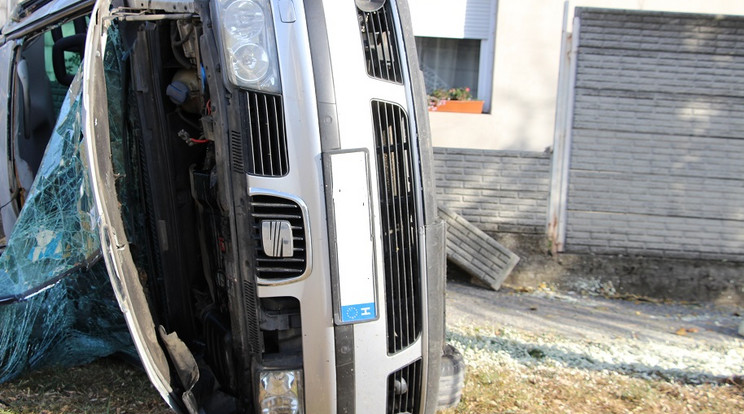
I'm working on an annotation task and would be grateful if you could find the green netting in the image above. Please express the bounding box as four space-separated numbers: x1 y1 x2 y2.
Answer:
0 70 132 383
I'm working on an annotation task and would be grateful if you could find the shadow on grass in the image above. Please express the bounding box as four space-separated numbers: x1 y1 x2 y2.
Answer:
447 330 741 385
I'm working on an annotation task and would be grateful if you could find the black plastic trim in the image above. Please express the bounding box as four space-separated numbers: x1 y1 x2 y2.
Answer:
393 1 446 412
197 0 263 406
334 324 356 414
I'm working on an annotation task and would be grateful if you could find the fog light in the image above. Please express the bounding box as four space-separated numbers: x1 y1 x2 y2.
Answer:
258 369 304 414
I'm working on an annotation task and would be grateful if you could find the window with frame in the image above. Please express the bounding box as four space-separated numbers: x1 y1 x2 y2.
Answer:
407 0 497 112
415 37 481 98
7 17 87 221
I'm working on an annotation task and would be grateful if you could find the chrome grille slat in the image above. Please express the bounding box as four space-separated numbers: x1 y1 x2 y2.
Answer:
255 267 303 273
252 202 297 208
256 257 306 264
272 93 284 173
372 101 422 354
251 213 303 220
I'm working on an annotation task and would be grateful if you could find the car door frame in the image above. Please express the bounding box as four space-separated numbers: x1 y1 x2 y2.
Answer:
0 40 19 237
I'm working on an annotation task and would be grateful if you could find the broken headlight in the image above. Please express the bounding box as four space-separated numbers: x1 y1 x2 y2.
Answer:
258 369 304 414
214 0 281 92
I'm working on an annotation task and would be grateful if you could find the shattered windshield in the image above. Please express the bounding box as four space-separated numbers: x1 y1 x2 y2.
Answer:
0 71 132 383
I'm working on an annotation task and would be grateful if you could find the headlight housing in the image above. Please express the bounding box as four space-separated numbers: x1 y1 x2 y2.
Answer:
214 0 281 92
258 369 304 414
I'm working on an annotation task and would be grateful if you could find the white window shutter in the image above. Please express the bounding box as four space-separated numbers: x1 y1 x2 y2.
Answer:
409 0 494 39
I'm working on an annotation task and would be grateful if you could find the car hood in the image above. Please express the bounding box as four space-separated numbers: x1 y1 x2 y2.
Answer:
81 0 184 410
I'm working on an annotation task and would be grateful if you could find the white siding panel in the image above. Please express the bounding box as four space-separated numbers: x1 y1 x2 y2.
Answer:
409 0 494 39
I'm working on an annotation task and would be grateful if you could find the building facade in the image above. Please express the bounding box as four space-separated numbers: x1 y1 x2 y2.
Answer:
420 0 744 262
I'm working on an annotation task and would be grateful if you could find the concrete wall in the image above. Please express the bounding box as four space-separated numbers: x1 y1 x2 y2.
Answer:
433 147 551 234
563 8 744 260
429 0 744 152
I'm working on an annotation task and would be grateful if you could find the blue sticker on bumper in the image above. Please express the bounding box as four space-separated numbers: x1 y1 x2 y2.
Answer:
341 303 376 323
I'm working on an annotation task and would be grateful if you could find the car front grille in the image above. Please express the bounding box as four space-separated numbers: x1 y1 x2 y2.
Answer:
357 1 403 83
387 359 422 414
239 92 289 177
250 195 306 280
371 100 422 354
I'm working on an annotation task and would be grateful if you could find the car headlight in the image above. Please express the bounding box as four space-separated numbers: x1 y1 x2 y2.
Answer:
258 369 304 414
215 0 281 92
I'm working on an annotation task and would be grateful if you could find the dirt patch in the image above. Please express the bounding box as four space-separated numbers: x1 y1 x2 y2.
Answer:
466 233 744 307
446 281 743 351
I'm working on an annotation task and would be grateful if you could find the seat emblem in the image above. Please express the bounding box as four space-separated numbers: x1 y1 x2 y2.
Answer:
262 220 294 258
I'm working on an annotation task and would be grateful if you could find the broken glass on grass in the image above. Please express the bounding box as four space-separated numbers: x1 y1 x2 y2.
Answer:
0 72 132 383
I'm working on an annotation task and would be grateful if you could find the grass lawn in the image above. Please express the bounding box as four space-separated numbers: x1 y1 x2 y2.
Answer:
0 358 169 414
441 367 744 413
1 354 742 413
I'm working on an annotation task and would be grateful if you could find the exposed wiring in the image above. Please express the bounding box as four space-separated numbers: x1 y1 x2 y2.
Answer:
176 108 200 130
0 187 20 211
170 22 193 69
177 129 209 146
172 22 194 47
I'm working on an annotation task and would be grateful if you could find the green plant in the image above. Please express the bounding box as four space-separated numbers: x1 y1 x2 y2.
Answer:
430 87 473 101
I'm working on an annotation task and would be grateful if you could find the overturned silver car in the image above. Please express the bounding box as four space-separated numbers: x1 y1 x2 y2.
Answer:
0 0 463 412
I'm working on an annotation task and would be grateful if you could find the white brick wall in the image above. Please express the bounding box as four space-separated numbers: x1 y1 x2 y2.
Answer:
434 148 551 234
566 8 744 260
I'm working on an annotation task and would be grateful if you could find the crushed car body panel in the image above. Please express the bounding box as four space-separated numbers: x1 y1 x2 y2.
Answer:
82 0 179 408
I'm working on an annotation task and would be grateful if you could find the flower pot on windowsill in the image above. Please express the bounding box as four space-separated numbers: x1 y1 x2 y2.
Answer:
429 99 484 114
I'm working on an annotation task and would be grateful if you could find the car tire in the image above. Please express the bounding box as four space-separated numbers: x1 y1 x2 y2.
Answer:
437 344 465 410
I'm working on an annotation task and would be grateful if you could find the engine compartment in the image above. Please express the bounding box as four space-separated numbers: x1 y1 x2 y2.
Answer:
105 11 301 412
